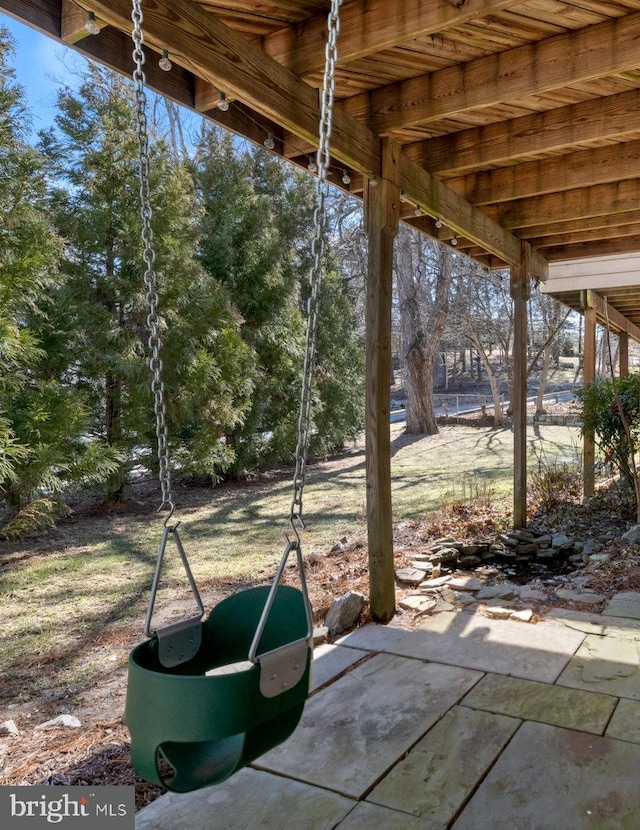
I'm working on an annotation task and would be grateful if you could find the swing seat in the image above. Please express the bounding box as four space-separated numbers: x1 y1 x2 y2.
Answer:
125 584 312 793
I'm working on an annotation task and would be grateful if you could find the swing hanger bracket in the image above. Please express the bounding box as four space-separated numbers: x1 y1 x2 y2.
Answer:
154 615 204 669
144 523 205 667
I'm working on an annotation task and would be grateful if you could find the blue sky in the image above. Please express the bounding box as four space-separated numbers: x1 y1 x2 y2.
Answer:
1 13 87 134
0 12 206 147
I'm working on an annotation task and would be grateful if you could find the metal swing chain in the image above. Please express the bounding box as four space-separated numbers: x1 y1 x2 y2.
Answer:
290 0 342 530
131 0 173 517
131 3 206 661
250 1 342 668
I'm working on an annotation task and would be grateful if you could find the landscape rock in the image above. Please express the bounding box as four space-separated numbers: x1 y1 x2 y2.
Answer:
537 548 561 560
459 555 483 568
511 608 534 622
420 575 452 588
35 714 82 730
396 567 427 586
448 577 483 592
518 585 548 601
552 533 574 549
621 525 640 544
484 606 513 619
476 583 518 601
431 598 455 614
324 591 367 635
398 595 438 614
313 626 329 645
582 538 604 556
0 720 19 736
432 547 460 563
442 587 476 607
554 588 606 606
410 560 434 573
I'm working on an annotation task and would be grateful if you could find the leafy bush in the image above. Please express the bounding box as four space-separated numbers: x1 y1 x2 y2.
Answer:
575 374 640 490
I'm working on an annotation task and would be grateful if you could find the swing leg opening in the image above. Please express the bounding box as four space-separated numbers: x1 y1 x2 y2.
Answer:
154 705 304 793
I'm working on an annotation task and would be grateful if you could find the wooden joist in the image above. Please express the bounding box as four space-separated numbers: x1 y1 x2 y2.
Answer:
263 0 516 78
406 88 640 176
62 0 539 272
343 11 640 135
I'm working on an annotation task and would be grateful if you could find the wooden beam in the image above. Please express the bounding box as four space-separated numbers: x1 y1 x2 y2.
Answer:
365 139 399 624
541 238 640 262
510 242 530 529
582 292 597 500
263 0 516 79
0 0 61 37
494 180 640 230
405 88 640 176
1 0 541 273
529 222 640 251
586 290 640 344
344 11 640 135
515 210 640 242
399 156 548 278
446 140 640 206
81 0 381 174
60 0 107 46
61 0 107 44
68 0 534 269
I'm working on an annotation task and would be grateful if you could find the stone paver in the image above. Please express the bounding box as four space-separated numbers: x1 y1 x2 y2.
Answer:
310 644 368 691
556 634 640 699
336 623 407 652
461 673 617 734
452 722 640 829
366 706 519 823
335 802 437 829
255 653 482 798
606 698 640 743
136 609 640 830
554 588 605 605
604 598 640 620
547 607 640 640
384 611 586 683
135 767 355 830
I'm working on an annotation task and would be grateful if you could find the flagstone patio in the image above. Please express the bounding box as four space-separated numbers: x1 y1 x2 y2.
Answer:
136 594 640 829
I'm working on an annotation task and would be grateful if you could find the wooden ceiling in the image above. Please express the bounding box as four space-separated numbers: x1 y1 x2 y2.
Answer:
7 0 640 283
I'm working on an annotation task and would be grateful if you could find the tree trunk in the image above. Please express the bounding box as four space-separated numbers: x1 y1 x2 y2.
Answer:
395 232 453 435
105 370 125 502
405 330 438 434
469 334 505 426
535 340 552 415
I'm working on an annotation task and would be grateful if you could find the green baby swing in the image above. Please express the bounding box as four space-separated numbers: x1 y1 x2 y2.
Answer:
124 0 342 795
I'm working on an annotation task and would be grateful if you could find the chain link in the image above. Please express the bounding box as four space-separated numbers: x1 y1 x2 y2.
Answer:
290 0 342 527
131 0 173 514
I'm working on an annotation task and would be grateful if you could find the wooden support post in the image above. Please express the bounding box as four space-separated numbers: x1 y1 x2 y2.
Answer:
582 291 597 499
620 331 629 377
364 139 399 623
510 243 530 529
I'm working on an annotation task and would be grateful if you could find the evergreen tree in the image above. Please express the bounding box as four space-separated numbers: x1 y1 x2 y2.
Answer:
196 127 364 471
40 65 253 498
0 30 121 534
